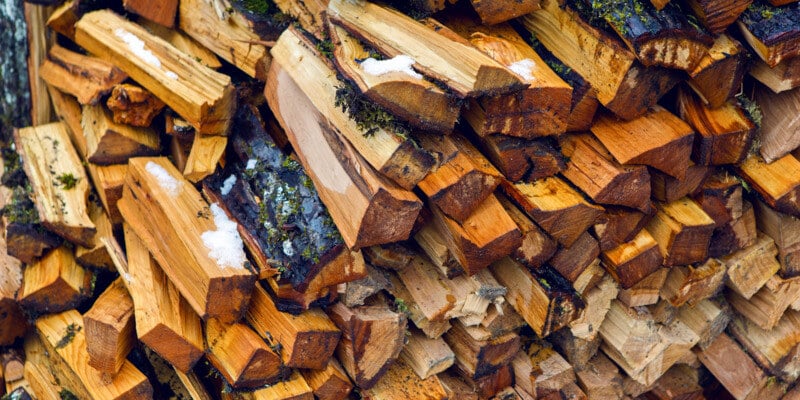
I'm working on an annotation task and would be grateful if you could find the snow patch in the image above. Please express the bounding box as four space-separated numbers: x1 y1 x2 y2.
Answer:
165 71 179 80
246 159 258 170
220 174 237 196
507 59 538 82
145 161 181 197
115 28 162 68
201 203 247 269
282 239 294 257
360 55 422 79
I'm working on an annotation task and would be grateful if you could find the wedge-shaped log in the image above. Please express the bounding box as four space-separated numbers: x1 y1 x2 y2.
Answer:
660 258 725 307
137 18 221 70
83 277 134 377
687 34 748 108
271 28 434 190
677 87 755 166
394 255 455 321
123 0 176 27
14 122 95 247
473 135 565 182
431 194 522 275
520 0 679 119
648 364 704 400
117 224 203 373
750 56 800 93
756 200 800 277
646 198 715 266
178 0 270 80
491 258 583 337
385 274 452 339
723 232 781 299
74 202 114 269
2 188 62 264
737 1 800 67
106 84 165 127
528 340 577 397
267 33 423 250
329 302 407 389
737 153 800 216
444 320 519 380
694 172 744 226
696 333 786 400
327 0 525 98
502 178 604 247
511 351 537 399
601 229 663 289
362 358 448 400
341 264 388 308
585 0 713 70
400 327 455 380
118 157 255 323
0 244 26 345
329 25 458 132
549 232 600 284
649 162 711 203
617 267 668 307
678 298 731 350
594 204 655 252
205 319 284 389
591 106 694 179
498 194 557 270
707 198 757 259
47 0 79 39
18 246 92 315
82 104 160 165
754 85 800 163
300 359 352 400
440 366 512 400
469 0 540 24
569 275 619 341
417 134 502 223
247 284 340 369
414 223 465 278
75 9 236 135
727 274 800 330
247 371 313 400
183 133 226 183
576 353 624 400
560 133 651 211
730 311 800 381
35 310 152 399
39 45 127 105
686 0 753 33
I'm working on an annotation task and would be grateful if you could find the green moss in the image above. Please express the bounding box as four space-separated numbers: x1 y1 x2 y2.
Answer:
394 298 410 315
240 0 271 14
736 91 763 129
55 173 79 190
334 82 411 138
55 323 81 349
3 186 40 225
59 389 79 400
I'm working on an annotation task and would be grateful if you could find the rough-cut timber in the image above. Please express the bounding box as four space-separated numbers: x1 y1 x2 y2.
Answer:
0 242 26 345
123 0 177 27
687 34 748 108
737 152 800 217
329 24 458 133
472 135 565 182
118 157 255 323
723 233 781 299
106 84 166 127
17 246 92 315
601 229 663 289
327 0 526 98
750 56 800 93
14 122 95 247
205 319 284 389
75 9 236 135
267 31 423 249
38 45 127 105
646 197 716 266
83 277 135 376
301 359 352 400
754 85 800 163
737 1 800 67
686 0 753 33
82 104 160 165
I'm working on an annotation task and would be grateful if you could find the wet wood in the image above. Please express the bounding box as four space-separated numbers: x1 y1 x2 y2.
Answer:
39 45 127 106
737 1 800 67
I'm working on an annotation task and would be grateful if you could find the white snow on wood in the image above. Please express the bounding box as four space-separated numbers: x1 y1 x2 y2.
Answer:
282 239 294 257
115 28 162 68
145 161 182 197
165 71 179 80
201 203 247 269
360 55 423 79
507 59 537 82
246 159 257 170
220 174 237 196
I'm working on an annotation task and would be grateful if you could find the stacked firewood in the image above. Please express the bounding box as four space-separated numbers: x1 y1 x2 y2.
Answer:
2 0 800 398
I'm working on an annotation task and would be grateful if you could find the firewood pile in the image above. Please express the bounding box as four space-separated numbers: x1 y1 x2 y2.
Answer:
2 0 800 398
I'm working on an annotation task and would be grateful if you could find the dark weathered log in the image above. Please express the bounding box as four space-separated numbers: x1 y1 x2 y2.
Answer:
594 204 655 252
737 0 800 67
472 134 565 182
737 153 800 217
686 0 753 33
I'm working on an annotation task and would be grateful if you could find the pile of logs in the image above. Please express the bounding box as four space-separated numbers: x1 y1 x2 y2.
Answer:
2 0 800 398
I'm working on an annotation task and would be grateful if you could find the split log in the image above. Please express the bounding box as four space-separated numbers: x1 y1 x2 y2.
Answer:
385 274 452 339
550 330 601 369
327 0 526 97
686 34 748 108
511 351 536 399
569 275 619 341
75 9 236 135
362 358 448 400
617 267 669 307
272 0 329 40
2 189 62 264
17 246 92 314
400 327 455 380
575 353 624 400
727 274 800 330
645 364 704 400
341 264 388 307
246 284 340 369
584 0 713 70
329 302 407 389
242 371 313 400
594 204 655 252
750 55 800 93
737 1 800 67
737 153 800 216
572 258 606 295
454 363 515 399
708 198 757 258
35 310 152 399
300 359 353 400
756 200 800 277
754 85 800 163
38 45 127 106
498 194 557 270
469 0 540 25
267 31 423 249
430 194 522 275
549 232 599 284
328 24 458 132
660 258 726 307
271 27 435 191
137 18 222 70
478 301 526 338
82 104 161 165
694 171 744 227
414 224 465 278
686 0 753 33
1 351 23 385
123 0 177 27
204 319 285 389
14 122 95 247
696 333 786 400
560 133 651 211
502 178 604 247
491 258 584 337
178 0 269 80
24 337 66 399
723 232 781 299
729 310 800 381
106 84 165 127
118 157 255 323
362 243 414 272
74 202 114 269
645 197 715 266
394 255 455 321
0 244 25 345
520 0 679 119
472 135 565 182
417 134 502 223
601 229 663 289
591 107 695 179
46 0 79 39
650 163 711 204
117 224 203 373
677 88 755 166
444 321 519 380
83 277 134 377
678 298 731 350
528 340 577 397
